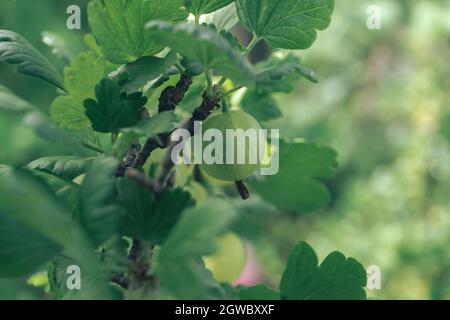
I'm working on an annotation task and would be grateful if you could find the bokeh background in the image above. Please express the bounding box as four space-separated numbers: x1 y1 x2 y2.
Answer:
1 0 450 299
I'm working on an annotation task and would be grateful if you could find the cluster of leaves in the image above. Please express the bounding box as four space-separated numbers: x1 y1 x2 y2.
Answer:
0 0 367 300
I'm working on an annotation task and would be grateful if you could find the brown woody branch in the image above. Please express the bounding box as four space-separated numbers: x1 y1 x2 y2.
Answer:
116 143 142 177
133 74 193 169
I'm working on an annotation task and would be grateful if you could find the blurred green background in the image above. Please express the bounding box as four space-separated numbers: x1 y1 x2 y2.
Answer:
1 0 450 299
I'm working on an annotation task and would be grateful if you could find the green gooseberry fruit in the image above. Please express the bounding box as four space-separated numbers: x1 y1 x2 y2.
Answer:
199 110 264 182
203 232 247 283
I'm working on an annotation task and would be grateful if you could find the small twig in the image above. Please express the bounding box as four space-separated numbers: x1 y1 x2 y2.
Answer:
235 180 250 200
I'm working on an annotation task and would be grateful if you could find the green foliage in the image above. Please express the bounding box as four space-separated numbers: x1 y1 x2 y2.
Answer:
84 79 147 134
0 170 117 299
0 214 61 277
77 157 125 246
88 0 188 64
27 156 90 182
250 141 338 213
0 0 371 301
280 242 367 300
0 30 65 90
236 0 335 49
50 52 107 130
118 180 194 243
202 3 239 31
184 0 235 16
155 200 236 299
0 86 85 154
255 54 318 93
241 89 281 122
145 21 254 85
116 51 177 93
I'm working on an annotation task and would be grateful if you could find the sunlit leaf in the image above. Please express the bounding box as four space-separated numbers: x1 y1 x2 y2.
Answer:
236 0 335 49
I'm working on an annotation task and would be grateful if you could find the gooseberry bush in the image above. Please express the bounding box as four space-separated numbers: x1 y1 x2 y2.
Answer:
0 0 368 300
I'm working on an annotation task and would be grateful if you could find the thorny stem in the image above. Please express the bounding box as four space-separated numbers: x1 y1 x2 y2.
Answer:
133 74 193 169
156 86 221 189
116 143 141 177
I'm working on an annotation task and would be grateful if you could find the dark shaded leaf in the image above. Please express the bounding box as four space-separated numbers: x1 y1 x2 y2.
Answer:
118 179 194 244
84 79 147 134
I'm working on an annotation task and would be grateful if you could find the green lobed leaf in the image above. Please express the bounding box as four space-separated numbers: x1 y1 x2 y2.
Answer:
77 157 125 246
84 79 147 134
118 179 194 244
241 89 281 122
146 21 254 86
202 2 239 31
203 23 244 51
50 51 107 130
116 51 177 94
155 199 236 299
250 140 338 213
255 54 318 94
27 156 90 182
0 30 65 90
236 0 335 50
183 0 235 16
280 242 367 300
88 0 188 64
